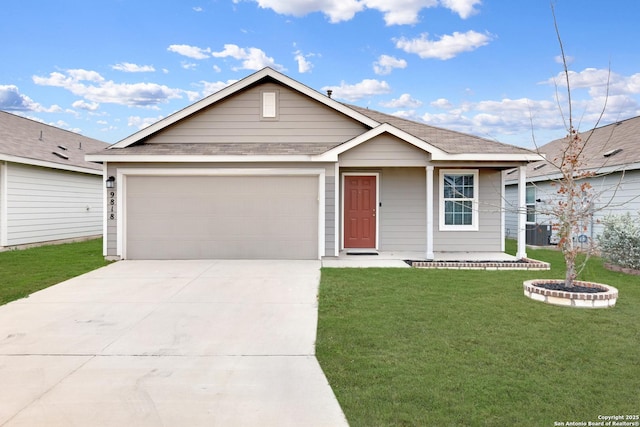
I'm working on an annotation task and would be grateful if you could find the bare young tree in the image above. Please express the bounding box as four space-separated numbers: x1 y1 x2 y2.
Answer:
535 4 610 288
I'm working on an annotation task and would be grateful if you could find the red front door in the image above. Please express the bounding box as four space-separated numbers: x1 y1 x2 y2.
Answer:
344 175 377 248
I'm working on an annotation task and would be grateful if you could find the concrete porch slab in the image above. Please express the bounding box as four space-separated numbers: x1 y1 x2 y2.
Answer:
322 251 520 268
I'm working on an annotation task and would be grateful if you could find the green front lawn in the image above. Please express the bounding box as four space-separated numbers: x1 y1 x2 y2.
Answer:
317 243 640 426
0 238 110 305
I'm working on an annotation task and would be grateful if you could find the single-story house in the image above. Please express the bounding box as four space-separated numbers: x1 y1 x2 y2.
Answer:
86 67 539 261
0 111 110 249
505 115 640 246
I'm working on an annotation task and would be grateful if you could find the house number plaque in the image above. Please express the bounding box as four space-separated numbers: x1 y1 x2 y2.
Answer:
108 191 116 221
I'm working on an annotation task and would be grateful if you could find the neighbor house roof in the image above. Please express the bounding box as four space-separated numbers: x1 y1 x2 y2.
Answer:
0 111 109 174
86 67 537 163
519 115 640 181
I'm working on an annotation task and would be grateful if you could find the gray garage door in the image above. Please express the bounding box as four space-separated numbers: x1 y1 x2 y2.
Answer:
125 175 319 259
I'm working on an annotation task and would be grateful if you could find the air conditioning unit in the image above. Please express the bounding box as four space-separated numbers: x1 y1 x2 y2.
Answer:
526 224 552 246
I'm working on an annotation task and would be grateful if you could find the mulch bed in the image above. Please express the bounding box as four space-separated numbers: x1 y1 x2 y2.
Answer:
533 282 606 294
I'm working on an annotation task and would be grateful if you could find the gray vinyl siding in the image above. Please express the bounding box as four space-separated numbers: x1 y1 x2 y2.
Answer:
379 168 426 251
433 169 503 252
4 163 102 246
339 134 429 167
505 169 640 242
504 184 519 239
144 82 368 145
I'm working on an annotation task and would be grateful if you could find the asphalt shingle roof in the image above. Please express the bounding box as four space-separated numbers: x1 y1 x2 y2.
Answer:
345 104 534 155
94 142 340 156
525 115 640 178
0 111 109 171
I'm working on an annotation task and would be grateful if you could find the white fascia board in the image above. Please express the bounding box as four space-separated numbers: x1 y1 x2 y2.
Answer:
110 67 380 149
316 123 446 161
85 154 319 163
0 154 103 175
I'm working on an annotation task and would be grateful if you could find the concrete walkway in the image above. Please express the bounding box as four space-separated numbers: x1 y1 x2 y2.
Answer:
0 260 348 427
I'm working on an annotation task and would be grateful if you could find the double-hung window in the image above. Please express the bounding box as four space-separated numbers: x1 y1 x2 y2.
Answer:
439 170 479 231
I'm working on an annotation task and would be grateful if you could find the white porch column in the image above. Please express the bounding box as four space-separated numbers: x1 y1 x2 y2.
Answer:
426 165 434 260
516 165 528 259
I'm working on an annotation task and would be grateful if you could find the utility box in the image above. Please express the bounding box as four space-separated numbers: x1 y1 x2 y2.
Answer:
526 224 552 246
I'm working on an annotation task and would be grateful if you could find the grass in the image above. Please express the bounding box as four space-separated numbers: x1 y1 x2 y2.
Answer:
0 238 110 305
317 241 640 426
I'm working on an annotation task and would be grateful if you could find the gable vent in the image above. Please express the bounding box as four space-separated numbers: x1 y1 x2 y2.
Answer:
603 148 622 158
52 151 69 160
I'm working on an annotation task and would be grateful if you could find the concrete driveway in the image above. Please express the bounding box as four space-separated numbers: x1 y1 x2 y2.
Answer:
0 260 348 427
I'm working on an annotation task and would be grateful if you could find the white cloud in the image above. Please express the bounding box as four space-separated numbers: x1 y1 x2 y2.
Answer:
112 62 156 73
294 51 314 73
363 0 438 25
199 79 239 96
239 0 481 25
431 98 454 109
380 93 422 108
193 6 203 12
0 85 39 111
72 100 100 111
167 44 212 59
0 84 60 112
246 0 363 23
322 79 391 102
544 68 640 100
33 69 184 107
439 0 482 19
128 115 165 130
395 30 493 60
417 89 640 146
211 44 284 71
373 54 407 75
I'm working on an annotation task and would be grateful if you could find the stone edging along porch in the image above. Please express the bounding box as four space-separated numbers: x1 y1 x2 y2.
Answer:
407 258 550 271
523 279 618 308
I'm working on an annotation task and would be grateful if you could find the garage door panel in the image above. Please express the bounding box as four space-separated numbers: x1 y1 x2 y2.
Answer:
126 175 318 259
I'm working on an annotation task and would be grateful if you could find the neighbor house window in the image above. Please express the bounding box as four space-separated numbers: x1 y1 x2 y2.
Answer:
439 170 479 231
526 185 536 223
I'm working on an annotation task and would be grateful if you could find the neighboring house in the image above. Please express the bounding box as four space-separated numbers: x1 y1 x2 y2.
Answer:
86 68 538 261
0 111 109 249
505 116 640 246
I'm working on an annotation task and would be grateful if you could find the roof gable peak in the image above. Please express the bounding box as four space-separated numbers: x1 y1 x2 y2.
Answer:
110 67 379 149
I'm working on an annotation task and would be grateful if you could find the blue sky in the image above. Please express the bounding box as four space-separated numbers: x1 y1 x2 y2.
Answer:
2 0 639 148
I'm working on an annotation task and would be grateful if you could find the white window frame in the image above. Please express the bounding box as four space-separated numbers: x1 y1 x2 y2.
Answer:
261 90 279 120
439 169 479 231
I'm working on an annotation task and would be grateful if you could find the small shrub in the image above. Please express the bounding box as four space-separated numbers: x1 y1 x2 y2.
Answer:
599 212 640 270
